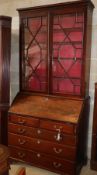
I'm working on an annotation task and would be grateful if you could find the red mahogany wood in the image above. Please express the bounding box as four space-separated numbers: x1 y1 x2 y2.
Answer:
10 146 75 175
0 16 12 145
8 93 83 124
9 114 39 127
8 93 90 175
9 133 76 161
8 123 76 146
8 0 94 175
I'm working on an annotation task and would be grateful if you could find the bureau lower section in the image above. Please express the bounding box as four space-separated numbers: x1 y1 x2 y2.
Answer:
8 114 78 175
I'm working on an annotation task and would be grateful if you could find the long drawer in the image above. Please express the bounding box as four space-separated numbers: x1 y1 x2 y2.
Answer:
8 123 76 146
9 146 75 175
8 133 76 161
9 114 39 127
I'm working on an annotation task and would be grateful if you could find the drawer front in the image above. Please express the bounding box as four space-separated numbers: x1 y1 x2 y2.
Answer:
9 114 39 127
8 123 76 146
9 146 29 162
40 120 76 134
9 146 75 175
8 133 76 161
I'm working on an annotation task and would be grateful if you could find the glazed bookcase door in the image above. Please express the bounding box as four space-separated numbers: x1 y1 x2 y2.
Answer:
21 14 48 93
51 12 84 96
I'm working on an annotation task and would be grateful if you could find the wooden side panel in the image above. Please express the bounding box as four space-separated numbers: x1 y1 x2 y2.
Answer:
84 4 94 97
77 97 90 170
0 16 12 145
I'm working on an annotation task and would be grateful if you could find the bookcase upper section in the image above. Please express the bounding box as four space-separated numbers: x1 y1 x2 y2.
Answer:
17 0 94 97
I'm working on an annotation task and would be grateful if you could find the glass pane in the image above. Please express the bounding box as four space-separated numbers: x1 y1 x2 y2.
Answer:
22 16 48 92
52 12 84 95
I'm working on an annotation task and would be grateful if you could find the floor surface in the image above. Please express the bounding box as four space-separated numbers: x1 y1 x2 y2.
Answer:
9 163 97 175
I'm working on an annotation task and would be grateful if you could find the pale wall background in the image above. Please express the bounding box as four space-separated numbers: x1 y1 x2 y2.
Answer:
0 0 97 160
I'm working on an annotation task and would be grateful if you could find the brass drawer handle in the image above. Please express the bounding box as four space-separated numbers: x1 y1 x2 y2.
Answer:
37 153 41 158
18 152 26 158
53 147 62 154
18 138 26 145
18 128 26 134
54 125 63 130
18 118 26 124
54 135 62 142
37 140 41 144
37 129 42 134
54 129 62 142
53 162 62 168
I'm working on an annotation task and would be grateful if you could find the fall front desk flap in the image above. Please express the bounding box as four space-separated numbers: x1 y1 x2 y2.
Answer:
9 93 84 124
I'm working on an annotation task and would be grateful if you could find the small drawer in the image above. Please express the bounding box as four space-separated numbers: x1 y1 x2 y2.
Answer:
8 123 28 136
8 133 76 161
8 123 76 146
40 120 76 135
8 123 39 138
9 146 28 162
8 114 39 127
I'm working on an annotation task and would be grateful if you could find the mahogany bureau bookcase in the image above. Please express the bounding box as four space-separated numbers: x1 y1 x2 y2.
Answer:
0 16 12 145
8 0 94 175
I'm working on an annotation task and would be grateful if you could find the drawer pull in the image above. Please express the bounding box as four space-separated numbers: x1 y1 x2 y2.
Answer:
54 125 63 130
18 152 25 158
18 119 26 124
37 153 41 158
37 129 42 134
54 129 62 142
18 139 26 145
53 147 62 154
18 128 26 134
37 140 41 144
53 162 62 168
